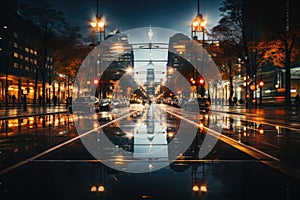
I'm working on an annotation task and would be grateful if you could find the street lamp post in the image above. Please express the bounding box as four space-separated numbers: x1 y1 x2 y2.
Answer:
90 0 105 100
258 81 264 105
191 0 206 98
191 0 206 43
90 0 105 44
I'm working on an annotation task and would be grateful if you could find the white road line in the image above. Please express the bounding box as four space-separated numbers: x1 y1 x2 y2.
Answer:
0 110 140 176
166 109 279 162
167 108 300 180
212 110 300 132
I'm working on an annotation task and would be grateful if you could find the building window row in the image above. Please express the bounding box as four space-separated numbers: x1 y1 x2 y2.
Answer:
24 46 38 56
13 51 38 64
13 62 34 72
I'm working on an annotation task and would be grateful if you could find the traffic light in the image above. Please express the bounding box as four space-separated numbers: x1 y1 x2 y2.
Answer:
258 81 264 88
199 78 205 85
93 77 99 85
198 78 206 97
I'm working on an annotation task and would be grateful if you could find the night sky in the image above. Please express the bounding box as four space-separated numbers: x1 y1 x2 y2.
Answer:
18 0 223 39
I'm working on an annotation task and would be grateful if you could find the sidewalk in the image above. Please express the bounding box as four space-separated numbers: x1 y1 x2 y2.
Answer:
0 105 68 120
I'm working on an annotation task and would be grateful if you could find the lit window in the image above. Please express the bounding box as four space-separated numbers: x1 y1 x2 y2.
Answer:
25 56 29 62
19 54 24 60
25 47 29 53
30 49 33 54
14 42 18 48
13 52 18 58
13 62 19 68
25 66 30 71
30 58 33 63
34 50 37 56
34 59 38 65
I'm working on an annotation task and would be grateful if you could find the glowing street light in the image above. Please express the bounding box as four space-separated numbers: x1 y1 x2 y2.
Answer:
98 185 105 192
191 0 206 43
90 0 105 44
200 184 208 193
192 184 200 192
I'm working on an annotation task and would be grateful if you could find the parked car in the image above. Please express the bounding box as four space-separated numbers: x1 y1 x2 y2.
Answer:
73 96 100 112
197 97 211 112
184 97 210 113
111 99 121 108
99 99 112 111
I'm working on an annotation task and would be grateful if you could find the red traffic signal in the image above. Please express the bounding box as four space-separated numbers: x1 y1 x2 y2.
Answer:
93 78 99 85
199 78 205 85
258 81 264 87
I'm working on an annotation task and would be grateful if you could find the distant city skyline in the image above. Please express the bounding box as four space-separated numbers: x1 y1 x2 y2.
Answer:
17 0 223 83
17 0 223 39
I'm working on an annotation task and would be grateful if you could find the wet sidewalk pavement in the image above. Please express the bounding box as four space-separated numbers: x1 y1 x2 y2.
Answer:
0 105 68 120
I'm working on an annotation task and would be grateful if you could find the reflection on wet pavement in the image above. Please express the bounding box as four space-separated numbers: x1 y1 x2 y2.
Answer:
211 113 300 170
0 114 76 170
1 105 300 199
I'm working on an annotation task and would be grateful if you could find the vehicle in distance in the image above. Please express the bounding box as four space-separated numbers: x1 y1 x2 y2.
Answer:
184 97 210 112
99 99 112 111
73 96 100 112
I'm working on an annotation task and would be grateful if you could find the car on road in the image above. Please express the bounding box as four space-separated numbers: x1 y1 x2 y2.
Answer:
73 96 100 112
111 99 122 109
99 99 112 111
184 97 211 112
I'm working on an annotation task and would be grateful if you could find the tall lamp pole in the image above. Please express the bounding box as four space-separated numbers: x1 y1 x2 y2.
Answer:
191 0 206 97
90 0 105 100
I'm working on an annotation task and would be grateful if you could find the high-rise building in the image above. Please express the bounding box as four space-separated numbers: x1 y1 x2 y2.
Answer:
0 0 53 105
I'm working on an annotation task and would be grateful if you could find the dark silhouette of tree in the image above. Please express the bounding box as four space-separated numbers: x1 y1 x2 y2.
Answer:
18 4 81 106
209 0 245 105
211 0 300 108
260 0 300 107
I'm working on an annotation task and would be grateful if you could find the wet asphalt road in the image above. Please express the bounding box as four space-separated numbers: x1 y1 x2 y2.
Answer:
1 104 300 200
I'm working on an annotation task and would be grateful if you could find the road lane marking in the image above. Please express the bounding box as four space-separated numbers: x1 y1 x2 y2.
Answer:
166 109 300 180
212 110 300 132
0 109 141 176
166 109 280 161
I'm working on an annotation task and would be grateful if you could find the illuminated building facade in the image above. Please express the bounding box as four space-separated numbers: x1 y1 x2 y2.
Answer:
0 0 53 105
